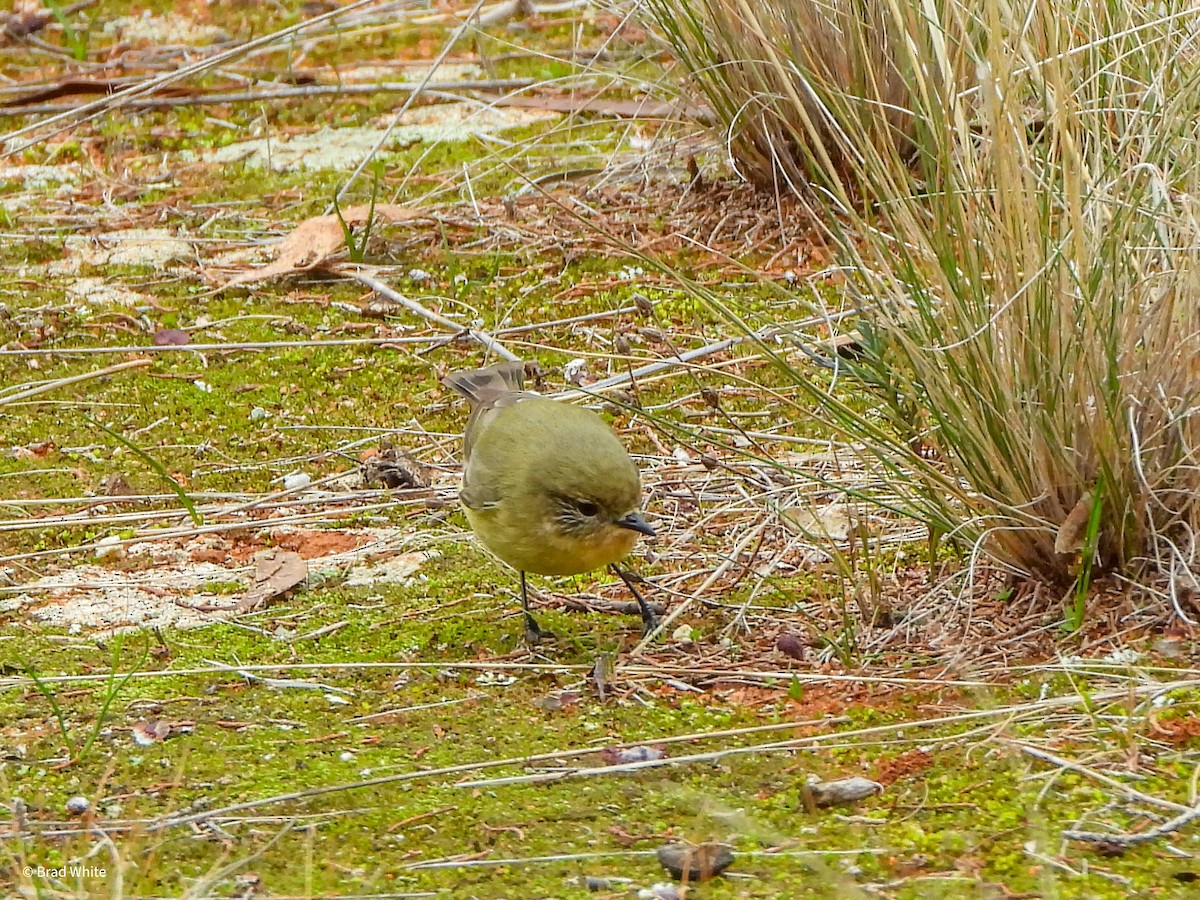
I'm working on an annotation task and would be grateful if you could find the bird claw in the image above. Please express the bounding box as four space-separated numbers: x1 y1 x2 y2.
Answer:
639 610 660 638
523 613 549 646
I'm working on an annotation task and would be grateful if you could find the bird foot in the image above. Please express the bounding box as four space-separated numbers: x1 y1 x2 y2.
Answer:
523 613 551 646
639 609 660 638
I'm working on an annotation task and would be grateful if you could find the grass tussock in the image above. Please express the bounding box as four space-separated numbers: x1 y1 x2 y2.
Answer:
643 0 948 189
644 0 1200 595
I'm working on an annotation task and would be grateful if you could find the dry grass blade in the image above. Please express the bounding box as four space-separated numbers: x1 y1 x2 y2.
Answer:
643 0 1200 601
641 0 962 194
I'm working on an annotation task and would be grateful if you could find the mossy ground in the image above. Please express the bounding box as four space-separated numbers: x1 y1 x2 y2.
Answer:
2 2 1200 898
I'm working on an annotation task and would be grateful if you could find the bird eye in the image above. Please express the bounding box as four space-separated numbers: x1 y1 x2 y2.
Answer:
576 500 600 517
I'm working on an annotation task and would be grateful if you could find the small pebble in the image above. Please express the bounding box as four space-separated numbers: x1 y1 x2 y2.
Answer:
656 842 734 882
563 358 589 385
805 775 884 807
601 745 665 765
776 632 807 660
671 624 695 644
282 472 312 491
65 796 90 815
93 535 126 560
153 328 190 346
639 882 684 899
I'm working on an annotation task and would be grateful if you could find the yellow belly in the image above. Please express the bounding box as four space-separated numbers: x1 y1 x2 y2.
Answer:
465 507 637 576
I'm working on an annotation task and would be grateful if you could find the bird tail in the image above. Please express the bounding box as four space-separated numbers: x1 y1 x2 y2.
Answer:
442 361 527 408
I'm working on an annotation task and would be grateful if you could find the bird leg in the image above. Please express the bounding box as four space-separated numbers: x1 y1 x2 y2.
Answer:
610 564 659 637
519 571 547 644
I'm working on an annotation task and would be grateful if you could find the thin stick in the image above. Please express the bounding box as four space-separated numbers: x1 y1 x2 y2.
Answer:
0 658 1082 691
88 689 1161 838
1063 804 1200 847
0 500 405 566
347 696 474 723
0 490 416 534
494 304 639 335
560 335 747 398
130 714 841 833
0 309 641 358
551 310 861 399
0 80 537 117
0 358 152 407
1016 743 1193 813
450 692 1160 790
0 336 438 357
331 0 490 206
630 520 764 654
202 660 353 695
406 847 882 871
346 267 519 361
405 850 658 870
0 660 589 691
4 692 1190 838
456 736 816 788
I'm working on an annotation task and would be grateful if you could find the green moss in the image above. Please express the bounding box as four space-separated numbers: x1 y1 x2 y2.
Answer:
4 591 1194 897
3 4 1198 897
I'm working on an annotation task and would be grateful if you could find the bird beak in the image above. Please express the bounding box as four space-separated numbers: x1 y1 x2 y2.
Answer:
616 511 656 537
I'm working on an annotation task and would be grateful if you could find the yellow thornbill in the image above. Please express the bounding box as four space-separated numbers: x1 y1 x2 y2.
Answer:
443 361 658 642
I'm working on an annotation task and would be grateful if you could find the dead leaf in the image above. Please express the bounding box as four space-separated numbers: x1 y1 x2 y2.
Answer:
531 690 581 712
590 651 613 702
13 440 56 461
220 205 421 288
1055 492 1094 554
237 549 307 612
361 444 431 489
817 330 865 359
340 204 419 227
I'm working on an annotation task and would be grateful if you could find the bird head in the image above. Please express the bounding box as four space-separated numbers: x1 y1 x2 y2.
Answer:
530 431 655 546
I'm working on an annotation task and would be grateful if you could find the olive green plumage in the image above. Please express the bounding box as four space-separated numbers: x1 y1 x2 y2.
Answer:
444 361 657 639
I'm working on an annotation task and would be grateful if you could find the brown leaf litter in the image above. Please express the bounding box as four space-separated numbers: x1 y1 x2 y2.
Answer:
218 204 425 288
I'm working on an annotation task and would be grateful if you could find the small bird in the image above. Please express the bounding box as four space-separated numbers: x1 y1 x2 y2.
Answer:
443 360 658 642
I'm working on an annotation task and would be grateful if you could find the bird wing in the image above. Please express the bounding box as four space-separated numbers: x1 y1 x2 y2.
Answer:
459 457 502 510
